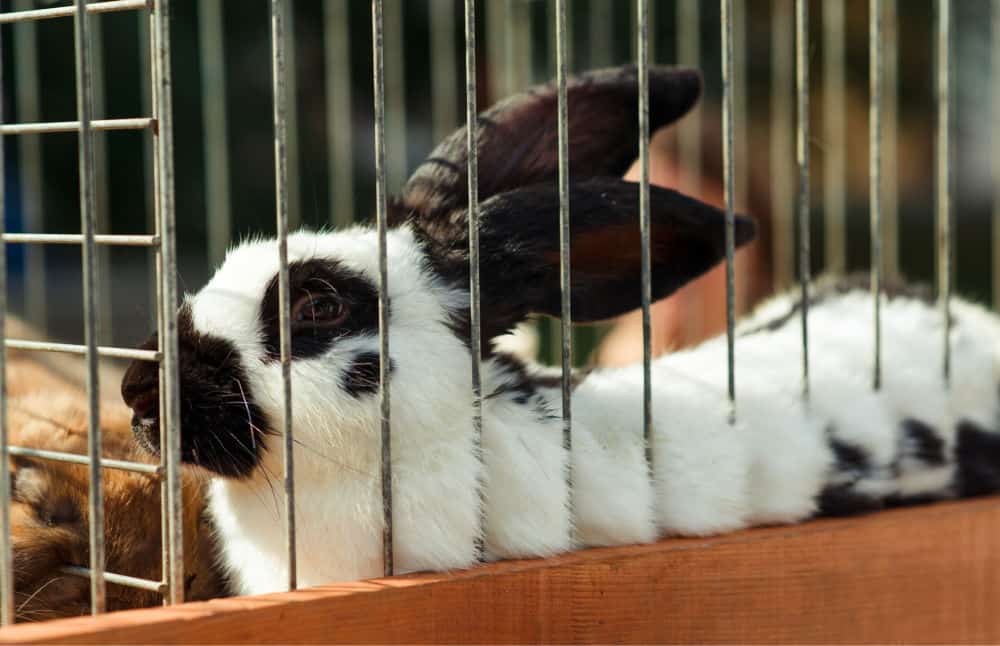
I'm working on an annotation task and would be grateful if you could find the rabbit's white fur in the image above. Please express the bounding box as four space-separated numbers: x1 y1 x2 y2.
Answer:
190 227 1000 596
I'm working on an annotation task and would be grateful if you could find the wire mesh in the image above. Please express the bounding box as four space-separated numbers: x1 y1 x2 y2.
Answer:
270 0 297 592
371 0 394 578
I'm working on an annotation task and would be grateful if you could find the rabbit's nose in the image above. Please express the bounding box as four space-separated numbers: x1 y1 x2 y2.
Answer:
129 390 159 421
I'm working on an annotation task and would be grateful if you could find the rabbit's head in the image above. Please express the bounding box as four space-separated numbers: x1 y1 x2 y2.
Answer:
120 65 755 480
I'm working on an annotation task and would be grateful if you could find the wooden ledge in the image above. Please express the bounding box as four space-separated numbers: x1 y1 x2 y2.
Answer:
3 497 1000 644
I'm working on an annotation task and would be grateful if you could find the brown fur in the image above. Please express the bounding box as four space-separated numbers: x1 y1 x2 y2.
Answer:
6 341 229 622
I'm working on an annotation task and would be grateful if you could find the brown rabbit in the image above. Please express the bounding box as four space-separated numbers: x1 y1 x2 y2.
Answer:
5 326 229 622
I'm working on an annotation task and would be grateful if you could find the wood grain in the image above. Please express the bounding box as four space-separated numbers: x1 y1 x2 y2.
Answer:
2 497 999 644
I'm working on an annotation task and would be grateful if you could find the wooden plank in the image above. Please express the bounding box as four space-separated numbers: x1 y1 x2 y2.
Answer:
2 497 1000 644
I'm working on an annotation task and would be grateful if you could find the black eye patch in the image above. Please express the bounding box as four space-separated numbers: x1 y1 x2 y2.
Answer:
259 259 381 362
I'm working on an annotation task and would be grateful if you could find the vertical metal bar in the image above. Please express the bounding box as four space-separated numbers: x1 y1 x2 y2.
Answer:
882 0 899 281
153 0 185 606
371 0 393 578
144 3 169 604
871 0 883 390
384 0 406 193
936 0 952 383
630 0 655 66
431 0 458 144
74 0 106 614
270 0 297 592
994 0 1000 309
0 17 12 629
325 0 355 228
547 0 566 369
90 13 113 345
13 0 45 331
280 0 301 230
555 0 573 503
637 0 653 472
721 0 736 415
795 0 810 398
823 0 846 275
771 0 795 289
677 0 701 196
463 0 484 560
199 0 231 267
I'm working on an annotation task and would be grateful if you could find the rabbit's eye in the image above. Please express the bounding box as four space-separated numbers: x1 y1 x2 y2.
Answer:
291 294 349 326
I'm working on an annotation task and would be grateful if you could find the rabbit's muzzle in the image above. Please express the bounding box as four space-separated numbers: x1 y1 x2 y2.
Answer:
121 305 271 479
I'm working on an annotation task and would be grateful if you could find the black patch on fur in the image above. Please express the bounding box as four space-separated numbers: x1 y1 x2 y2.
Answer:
121 305 271 479
830 437 869 475
259 259 380 362
900 418 946 466
954 420 1000 498
342 352 394 397
740 273 936 337
487 352 559 421
817 487 884 517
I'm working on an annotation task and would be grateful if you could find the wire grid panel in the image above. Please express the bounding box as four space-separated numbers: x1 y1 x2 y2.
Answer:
0 0 184 623
0 0 967 629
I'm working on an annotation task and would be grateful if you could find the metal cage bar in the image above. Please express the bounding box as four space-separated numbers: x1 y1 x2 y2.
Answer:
59 566 166 594
200 0 231 268
280 0 301 231
0 0 147 24
795 0 810 398
637 0 653 473
73 0 108 615
152 0 185 607
555 0 573 505
4 339 159 361
871 0 884 390
937 0 952 383
721 0 737 416
0 14 12 628
463 0 484 560
0 117 153 135
371 0 394 578
6 446 162 476
3 233 158 246
270 0 297 592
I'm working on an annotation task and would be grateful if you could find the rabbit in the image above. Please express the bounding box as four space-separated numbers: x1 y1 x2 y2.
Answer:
120 64 1000 597
6 335 229 620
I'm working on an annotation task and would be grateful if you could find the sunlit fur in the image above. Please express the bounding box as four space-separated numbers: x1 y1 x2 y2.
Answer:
190 227 1000 596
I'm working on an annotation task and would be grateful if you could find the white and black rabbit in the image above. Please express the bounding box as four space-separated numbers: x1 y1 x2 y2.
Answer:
121 65 1000 596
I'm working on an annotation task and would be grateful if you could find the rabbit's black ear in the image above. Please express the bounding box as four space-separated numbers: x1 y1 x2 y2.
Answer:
422 177 756 340
393 65 702 228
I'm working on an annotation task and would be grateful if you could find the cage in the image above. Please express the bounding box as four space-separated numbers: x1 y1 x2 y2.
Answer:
0 0 997 643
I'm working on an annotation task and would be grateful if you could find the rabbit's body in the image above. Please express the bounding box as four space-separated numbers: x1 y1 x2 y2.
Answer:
121 65 1000 597
201 230 1000 596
